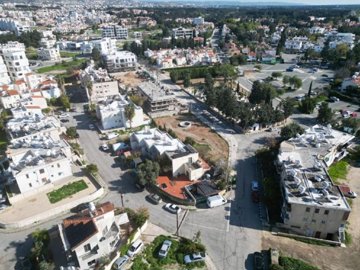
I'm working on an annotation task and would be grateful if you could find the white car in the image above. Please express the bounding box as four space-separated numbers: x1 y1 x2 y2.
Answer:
164 203 181 214
127 239 144 257
184 252 206 264
59 113 70 119
251 181 259 192
346 191 357 199
158 240 172 258
101 144 109 151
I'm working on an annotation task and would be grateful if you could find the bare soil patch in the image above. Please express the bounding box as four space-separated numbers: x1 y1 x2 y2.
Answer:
262 166 360 270
112 71 145 88
154 114 228 165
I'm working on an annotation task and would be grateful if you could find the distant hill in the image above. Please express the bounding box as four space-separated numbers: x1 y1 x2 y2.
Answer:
140 0 305 6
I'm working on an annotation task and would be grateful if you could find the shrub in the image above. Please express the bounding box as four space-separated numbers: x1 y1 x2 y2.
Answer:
47 180 88 203
279 256 319 270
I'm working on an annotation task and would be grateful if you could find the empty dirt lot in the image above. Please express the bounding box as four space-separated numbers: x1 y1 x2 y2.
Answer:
262 166 360 270
154 114 229 165
111 71 144 88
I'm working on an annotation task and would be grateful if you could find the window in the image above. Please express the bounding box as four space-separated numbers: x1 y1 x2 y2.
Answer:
305 207 310 213
29 183 32 188
311 219 316 223
57 163 60 168
39 169 45 174
315 208 320 214
321 220 326 224
303 217 308 222
26 174 29 179
324 210 329 215
84 243 91 252
87 259 96 266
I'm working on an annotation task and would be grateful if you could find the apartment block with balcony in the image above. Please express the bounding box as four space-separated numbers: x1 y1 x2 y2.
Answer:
172 27 194 39
0 55 11 85
103 51 137 72
0 41 30 81
102 25 128 39
58 202 129 270
276 125 354 240
79 63 119 103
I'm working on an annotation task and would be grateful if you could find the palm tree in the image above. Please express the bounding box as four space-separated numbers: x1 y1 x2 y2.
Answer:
125 103 135 129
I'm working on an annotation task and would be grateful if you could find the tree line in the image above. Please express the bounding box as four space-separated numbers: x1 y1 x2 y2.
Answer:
0 30 42 48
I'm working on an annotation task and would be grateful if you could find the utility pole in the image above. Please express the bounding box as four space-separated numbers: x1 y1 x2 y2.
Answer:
176 211 179 236
120 193 124 208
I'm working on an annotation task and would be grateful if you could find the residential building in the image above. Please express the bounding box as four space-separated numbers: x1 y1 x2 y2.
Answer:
96 95 149 130
39 37 57 49
0 89 20 109
103 51 137 72
38 47 61 61
341 73 360 91
80 63 119 103
0 18 33 36
58 202 128 270
172 27 194 39
137 81 179 117
276 125 354 240
130 127 208 180
192 17 205 26
102 25 128 39
0 41 31 81
81 38 117 55
33 78 62 99
0 55 11 85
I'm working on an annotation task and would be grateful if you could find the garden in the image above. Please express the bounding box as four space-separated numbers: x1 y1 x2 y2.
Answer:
47 179 88 203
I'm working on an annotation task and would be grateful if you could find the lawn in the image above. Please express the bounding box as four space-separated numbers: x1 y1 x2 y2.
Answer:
193 143 211 158
47 180 88 203
60 51 80 58
130 235 206 270
328 160 349 182
276 256 319 270
37 58 87 73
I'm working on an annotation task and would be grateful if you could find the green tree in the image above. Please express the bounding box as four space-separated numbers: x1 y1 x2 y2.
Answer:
136 159 160 186
85 163 98 175
299 97 316 114
125 103 135 128
249 81 276 104
317 102 333 124
91 47 101 62
280 123 305 140
183 72 191 88
289 75 302 90
271 72 282 79
66 127 78 139
280 98 296 119
282 75 290 86
57 94 70 110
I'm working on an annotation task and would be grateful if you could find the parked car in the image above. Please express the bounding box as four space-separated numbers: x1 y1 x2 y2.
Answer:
184 252 206 264
89 124 95 130
345 191 357 199
114 255 129 269
254 252 264 270
158 240 172 258
164 203 181 214
60 119 69 123
70 203 89 213
101 144 109 151
127 239 144 257
0 197 6 204
59 113 70 119
147 194 162 205
329 96 340 102
251 181 259 192
206 195 227 208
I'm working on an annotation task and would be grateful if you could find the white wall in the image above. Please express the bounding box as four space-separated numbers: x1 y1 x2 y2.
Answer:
16 157 72 194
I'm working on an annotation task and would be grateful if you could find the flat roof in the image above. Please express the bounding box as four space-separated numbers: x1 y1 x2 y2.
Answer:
278 125 353 210
138 81 177 103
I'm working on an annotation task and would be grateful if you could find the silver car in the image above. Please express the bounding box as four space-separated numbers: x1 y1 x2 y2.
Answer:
158 240 172 258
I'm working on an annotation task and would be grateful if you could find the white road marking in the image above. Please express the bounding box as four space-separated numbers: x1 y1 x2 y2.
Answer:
226 200 231 232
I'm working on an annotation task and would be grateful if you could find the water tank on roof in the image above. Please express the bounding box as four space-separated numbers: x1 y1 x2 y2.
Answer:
88 202 96 213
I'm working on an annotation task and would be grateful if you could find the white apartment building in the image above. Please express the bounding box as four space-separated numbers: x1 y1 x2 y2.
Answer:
80 63 119 103
0 89 20 109
58 202 128 270
327 32 355 49
102 25 128 39
39 38 57 49
103 51 137 72
38 47 61 61
96 95 148 130
33 78 62 99
130 127 207 180
192 17 205 26
0 18 32 36
0 55 11 85
81 38 116 55
172 27 194 39
341 73 360 91
276 125 354 240
0 41 31 81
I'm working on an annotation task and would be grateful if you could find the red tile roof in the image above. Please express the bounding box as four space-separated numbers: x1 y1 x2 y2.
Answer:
156 175 194 200
7 90 19 96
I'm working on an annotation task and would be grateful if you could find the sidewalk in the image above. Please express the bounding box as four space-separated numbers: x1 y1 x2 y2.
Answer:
0 175 103 229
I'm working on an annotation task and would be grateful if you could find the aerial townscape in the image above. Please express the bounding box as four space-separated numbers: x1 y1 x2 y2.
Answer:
0 0 360 269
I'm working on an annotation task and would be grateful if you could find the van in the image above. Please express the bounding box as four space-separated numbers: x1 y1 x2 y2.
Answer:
206 195 227 208
114 255 129 269
106 132 118 140
127 239 144 257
